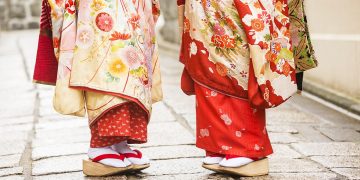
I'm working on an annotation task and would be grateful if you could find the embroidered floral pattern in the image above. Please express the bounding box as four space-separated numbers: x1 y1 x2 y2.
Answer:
96 12 114 32
107 58 128 81
91 0 106 12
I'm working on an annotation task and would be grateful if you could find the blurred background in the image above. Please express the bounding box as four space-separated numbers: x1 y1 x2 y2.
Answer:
0 0 359 179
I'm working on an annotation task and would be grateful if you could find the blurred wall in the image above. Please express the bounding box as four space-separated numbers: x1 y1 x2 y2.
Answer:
304 0 360 102
0 0 41 30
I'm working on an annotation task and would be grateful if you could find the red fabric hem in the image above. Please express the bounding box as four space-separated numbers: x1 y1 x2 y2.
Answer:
177 0 185 6
196 144 273 159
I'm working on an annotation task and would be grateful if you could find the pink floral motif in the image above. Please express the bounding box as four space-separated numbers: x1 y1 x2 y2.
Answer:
96 12 114 32
76 26 94 49
200 128 210 137
213 24 225 35
235 131 242 137
257 11 271 24
124 47 143 68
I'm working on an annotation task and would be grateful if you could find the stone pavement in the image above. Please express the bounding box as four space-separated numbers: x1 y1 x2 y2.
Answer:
0 30 360 180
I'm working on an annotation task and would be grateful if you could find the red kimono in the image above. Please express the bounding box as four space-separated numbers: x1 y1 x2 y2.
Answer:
177 0 301 157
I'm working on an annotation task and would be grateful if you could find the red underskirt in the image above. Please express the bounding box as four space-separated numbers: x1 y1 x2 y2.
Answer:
90 102 148 148
195 83 273 158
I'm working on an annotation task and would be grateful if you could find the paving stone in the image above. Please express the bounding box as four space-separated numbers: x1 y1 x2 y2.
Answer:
266 125 299 134
246 172 338 180
0 36 19 55
291 142 360 156
311 156 360 168
0 124 32 133
0 131 28 142
35 127 89 140
0 154 22 168
37 84 54 92
0 72 28 88
270 144 302 159
269 133 300 144
162 86 195 116
0 54 24 72
38 115 84 123
331 168 360 179
34 172 126 180
181 113 196 133
269 158 325 173
317 127 360 142
0 82 34 93
144 173 234 180
0 175 24 180
142 158 208 176
0 91 35 119
32 143 88 161
139 145 203 160
38 107 60 117
39 98 53 109
0 116 33 127
32 133 89 148
0 167 23 177
294 125 333 142
38 90 54 99
32 154 86 176
267 109 318 124
35 120 88 130
136 122 194 147
33 172 86 180
0 141 27 156
150 102 176 123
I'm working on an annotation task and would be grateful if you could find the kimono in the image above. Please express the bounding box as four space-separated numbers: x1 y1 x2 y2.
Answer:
33 0 162 147
178 0 316 157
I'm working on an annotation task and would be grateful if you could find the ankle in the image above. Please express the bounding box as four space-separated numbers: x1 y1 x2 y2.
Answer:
206 151 225 157
225 155 260 161
112 141 134 154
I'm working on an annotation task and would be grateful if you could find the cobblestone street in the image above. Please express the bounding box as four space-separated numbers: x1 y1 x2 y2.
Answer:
0 30 360 179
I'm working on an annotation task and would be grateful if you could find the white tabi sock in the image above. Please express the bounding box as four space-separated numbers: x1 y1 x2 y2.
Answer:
112 141 150 165
203 156 224 165
88 146 131 168
219 157 254 168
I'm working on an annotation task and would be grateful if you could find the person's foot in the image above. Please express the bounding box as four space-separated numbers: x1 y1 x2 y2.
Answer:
203 153 225 165
112 141 150 165
88 146 131 168
219 155 257 167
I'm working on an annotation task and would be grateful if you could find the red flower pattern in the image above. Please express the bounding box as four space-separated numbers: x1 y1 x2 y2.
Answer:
65 0 75 15
110 31 131 41
128 14 140 30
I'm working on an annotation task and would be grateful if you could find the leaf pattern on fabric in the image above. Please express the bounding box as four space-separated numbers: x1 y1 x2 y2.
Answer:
289 0 317 72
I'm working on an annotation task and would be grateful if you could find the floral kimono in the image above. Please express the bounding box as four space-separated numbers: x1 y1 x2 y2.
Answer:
33 0 162 147
178 0 316 157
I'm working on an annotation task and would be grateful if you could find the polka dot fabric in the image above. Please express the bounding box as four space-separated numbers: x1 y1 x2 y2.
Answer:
90 103 148 148
195 83 273 158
